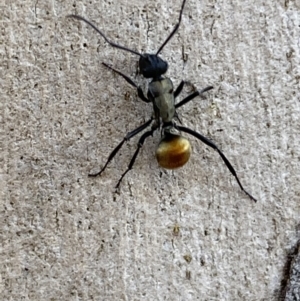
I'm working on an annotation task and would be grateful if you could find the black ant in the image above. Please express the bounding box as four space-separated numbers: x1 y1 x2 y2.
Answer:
68 0 257 202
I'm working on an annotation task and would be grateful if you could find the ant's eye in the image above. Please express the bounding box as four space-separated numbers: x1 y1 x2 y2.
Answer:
156 134 191 169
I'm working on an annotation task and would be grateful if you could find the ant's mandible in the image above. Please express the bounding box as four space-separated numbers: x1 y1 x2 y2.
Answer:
68 0 257 202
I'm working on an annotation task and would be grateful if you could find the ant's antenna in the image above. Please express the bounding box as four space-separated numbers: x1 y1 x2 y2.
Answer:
156 0 187 55
67 15 142 57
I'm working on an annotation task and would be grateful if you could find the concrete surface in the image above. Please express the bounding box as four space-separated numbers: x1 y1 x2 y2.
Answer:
1 0 300 300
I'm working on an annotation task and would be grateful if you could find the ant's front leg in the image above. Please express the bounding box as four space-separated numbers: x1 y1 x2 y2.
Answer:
102 62 151 103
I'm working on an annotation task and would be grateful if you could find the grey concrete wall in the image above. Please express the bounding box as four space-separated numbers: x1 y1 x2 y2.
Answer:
1 0 300 300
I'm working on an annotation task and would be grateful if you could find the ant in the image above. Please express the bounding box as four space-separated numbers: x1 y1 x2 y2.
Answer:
68 0 257 202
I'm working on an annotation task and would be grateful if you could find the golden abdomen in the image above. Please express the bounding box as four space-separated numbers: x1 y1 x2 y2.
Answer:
156 134 191 169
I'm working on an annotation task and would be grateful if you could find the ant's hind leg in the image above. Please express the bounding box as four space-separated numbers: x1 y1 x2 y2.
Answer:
89 118 153 177
115 128 155 190
177 125 257 202
102 62 150 103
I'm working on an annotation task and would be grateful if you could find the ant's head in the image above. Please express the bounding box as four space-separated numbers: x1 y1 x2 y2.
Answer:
139 54 168 79
68 0 186 80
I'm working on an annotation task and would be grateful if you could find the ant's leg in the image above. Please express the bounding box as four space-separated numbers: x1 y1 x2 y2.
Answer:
102 62 150 103
174 80 199 98
115 128 155 189
89 118 153 177
175 86 213 109
174 81 211 123
174 80 185 98
177 125 257 202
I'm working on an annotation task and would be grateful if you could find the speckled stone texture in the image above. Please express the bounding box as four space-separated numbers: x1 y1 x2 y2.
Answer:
1 0 300 300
